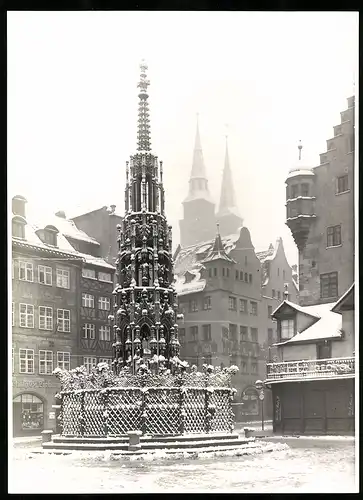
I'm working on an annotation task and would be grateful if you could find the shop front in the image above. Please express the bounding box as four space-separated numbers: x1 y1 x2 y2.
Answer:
12 376 61 437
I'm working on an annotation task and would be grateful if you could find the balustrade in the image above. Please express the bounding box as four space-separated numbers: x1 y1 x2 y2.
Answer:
266 356 355 382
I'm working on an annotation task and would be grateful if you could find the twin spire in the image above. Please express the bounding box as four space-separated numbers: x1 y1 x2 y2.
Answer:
185 116 240 218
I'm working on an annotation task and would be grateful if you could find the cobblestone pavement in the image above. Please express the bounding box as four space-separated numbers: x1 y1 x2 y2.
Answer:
9 433 356 494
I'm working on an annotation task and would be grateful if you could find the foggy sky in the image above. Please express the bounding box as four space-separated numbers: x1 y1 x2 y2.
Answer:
8 11 358 266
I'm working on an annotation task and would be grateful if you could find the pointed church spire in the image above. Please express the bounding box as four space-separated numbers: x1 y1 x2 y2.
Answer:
183 114 214 203
136 60 151 151
217 133 241 219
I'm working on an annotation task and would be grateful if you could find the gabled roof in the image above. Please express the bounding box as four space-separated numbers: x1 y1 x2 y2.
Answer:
331 283 354 313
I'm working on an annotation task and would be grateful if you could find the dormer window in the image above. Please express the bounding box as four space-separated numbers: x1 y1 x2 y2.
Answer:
39 225 59 247
280 319 295 340
12 216 26 239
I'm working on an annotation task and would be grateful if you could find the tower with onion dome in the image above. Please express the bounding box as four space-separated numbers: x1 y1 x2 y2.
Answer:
112 61 180 372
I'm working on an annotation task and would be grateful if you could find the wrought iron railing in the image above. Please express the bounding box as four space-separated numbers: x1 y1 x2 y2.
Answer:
59 386 235 437
266 356 355 382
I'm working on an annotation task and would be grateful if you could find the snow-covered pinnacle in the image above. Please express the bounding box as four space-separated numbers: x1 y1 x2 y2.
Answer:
137 60 151 152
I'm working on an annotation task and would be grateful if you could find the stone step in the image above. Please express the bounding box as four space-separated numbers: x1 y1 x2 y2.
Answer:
43 436 252 452
52 432 240 445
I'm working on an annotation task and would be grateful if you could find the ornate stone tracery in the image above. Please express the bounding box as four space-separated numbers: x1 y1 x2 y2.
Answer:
113 61 180 372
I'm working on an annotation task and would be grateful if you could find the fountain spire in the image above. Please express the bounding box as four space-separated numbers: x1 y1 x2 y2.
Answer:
137 60 151 152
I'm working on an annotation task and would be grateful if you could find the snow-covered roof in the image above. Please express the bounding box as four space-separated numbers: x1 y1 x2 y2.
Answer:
274 301 342 344
77 252 115 270
174 273 206 296
286 167 315 180
331 283 354 313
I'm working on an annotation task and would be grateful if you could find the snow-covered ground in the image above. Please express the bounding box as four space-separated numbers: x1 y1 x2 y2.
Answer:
9 438 356 493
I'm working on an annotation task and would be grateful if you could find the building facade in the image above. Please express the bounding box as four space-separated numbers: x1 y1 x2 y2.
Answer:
265 284 355 435
11 195 115 436
174 227 298 418
286 96 355 306
71 205 123 268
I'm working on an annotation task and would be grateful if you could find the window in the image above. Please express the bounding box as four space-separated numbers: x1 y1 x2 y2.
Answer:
83 357 97 373
226 268 230 278
203 296 211 310
291 184 298 198
327 225 342 247
301 183 309 197
277 268 280 277
44 229 57 246
235 270 239 280
19 261 33 282
241 361 247 372
202 324 212 341
272 289 275 298
57 352 70 370
12 220 25 238
251 362 258 374
204 354 212 365
281 319 294 339
336 175 349 194
98 297 111 311
19 349 34 374
250 301 258 316
99 325 111 341
12 302 14 326
222 327 229 339
249 274 252 283
229 324 237 341
317 342 332 360
57 309 70 332
251 328 258 342
13 394 43 431
268 328 274 345
228 296 237 311
39 350 53 375
56 268 70 289
190 326 198 341
82 293 95 308
244 272 248 282
277 291 281 300
179 328 186 341
82 268 96 279
99 358 112 367
214 268 217 277
240 325 248 341
189 300 198 312
283 270 286 280
244 256 247 266
240 271 243 281
268 305 272 318
99 272 112 282
320 272 338 299
240 299 247 313
39 306 53 330
38 265 52 285
19 303 34 328
222 267 225 277
208 268 212 278
83 323 96 339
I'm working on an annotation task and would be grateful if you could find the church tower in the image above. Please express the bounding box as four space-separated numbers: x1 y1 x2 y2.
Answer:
179 116 216 247
216 135 243 236
113 62 180 372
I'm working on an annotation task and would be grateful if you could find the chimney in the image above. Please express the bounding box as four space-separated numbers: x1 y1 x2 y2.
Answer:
12 195 27 218
110 205 116 214
55 210 66 219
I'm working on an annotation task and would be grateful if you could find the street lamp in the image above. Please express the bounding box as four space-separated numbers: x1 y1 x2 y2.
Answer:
255 379 265 431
